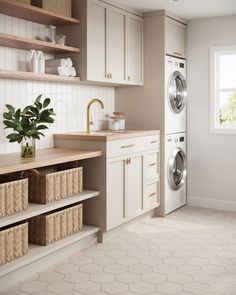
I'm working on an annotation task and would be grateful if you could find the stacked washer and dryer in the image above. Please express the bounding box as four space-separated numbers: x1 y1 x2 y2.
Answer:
164 56 187 215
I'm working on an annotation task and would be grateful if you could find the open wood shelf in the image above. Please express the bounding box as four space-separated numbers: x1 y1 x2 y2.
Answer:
0 225 99 277
0 0 80 25
0 69 81 83
0 32 80 54
0 190 99 228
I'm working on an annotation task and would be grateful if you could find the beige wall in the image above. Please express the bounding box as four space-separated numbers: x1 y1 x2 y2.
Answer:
187 15 236 210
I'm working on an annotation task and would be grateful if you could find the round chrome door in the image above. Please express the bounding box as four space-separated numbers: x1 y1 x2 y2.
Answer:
168 147 187 190
168 71 187 113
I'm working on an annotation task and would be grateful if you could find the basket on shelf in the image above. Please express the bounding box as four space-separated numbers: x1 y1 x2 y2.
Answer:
0 222 28 266
31 0 71 17
0 178 28 218
29 203 83 246
24 165 83 204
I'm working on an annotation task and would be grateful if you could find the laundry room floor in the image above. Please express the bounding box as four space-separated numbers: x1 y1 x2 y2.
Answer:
2 206 236 295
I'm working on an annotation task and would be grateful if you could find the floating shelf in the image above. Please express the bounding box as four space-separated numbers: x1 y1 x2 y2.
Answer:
0 32 80 54
0 0 80 25
0 190 100 228
0 69 81 84
0 225 100 277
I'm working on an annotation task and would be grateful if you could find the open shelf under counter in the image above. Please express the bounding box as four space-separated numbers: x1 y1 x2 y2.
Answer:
0 190 99 228
0 225 99 277
0 148 102 175
0 0 80 26
0 69 81 83
0 32 80 54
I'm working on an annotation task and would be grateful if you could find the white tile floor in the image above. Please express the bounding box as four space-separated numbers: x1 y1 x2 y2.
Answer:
2 206 236 295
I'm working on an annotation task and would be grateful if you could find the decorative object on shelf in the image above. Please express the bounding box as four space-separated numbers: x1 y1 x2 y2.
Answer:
45 58 76 77
31 0 72 17
3 94 56 158
0 222 28 266
113 112 125 130
29 204 83 245
30 49 38 73
38 51 45 74
56 34 66 46
46 24 56 43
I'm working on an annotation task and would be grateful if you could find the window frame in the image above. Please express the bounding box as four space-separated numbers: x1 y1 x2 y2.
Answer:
210 45 236 134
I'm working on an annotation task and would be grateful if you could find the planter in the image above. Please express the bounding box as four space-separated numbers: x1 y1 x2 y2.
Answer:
21 137 35 158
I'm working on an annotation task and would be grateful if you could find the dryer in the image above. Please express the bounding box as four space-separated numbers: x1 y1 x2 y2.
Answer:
165 56 187 135
165 132 187 214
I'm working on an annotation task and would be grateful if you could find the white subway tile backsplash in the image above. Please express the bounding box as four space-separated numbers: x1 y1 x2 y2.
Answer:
0 15 115 154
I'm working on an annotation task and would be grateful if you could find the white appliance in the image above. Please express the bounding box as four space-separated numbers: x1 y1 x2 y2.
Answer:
165 56 187 135
165 132 187 214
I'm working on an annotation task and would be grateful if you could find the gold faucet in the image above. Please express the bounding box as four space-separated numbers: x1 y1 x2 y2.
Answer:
87 98 104 133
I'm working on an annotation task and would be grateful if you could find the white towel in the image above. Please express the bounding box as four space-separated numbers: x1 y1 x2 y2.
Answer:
45 66 70 76
66 58 73 68
69 67 77 77
45 59 67 67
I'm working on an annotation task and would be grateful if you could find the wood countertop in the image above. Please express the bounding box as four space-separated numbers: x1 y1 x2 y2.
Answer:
54 130 160 142
0 148 102 175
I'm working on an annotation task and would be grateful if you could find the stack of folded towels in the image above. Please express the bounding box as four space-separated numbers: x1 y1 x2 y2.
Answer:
45 58 77 77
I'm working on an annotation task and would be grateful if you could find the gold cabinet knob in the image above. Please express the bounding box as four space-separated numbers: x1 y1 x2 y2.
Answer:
128 75 131 81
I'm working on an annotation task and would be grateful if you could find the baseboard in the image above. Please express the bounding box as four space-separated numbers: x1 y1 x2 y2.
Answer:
188 196 236 212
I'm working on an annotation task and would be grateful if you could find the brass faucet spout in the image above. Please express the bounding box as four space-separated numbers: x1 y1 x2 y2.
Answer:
87 99 104 133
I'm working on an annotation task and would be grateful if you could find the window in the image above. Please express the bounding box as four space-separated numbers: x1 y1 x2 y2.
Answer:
210 46 236 134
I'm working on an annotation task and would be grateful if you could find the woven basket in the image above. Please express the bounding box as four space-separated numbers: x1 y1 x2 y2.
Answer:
25 166 83 204
29 204 83 246
0 179 28 218
31 0 71 17
0 222 28 266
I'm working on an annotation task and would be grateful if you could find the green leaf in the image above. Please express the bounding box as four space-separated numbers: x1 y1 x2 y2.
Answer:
6 104 15 113
35 94 42 103
36 125 48 130
7 133 23 143
3 120 16 129
15 108 21 120
3 112 12 120
22 106 32 115
43 98 50 108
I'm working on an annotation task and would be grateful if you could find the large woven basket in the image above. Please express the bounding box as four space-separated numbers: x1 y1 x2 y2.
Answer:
29 204 83 246
31 0 71 17
0 222 28 266
0 179 28 218
25 166 83 204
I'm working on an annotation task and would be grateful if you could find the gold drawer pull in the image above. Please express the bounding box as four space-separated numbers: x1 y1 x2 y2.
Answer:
149 192 156 198
149 163 156 167
121 144 135 149
150 140 158 144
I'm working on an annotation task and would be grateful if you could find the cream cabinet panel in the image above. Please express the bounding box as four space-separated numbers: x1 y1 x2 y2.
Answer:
127 13 143 85
107 7 126 83
165 17 186 58
87 0 107 82
107 158 126 230
126 155 143 219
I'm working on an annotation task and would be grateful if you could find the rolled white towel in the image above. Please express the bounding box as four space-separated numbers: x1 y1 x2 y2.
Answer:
69 67 77 77
45 59 67 67
45 66 70 76
65 58 73 68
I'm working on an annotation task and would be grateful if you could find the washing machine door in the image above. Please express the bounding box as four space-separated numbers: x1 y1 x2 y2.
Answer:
168 147 187 190
168 71 187 113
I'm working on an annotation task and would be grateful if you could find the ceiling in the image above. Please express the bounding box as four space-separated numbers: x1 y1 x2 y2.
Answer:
114 0 236 20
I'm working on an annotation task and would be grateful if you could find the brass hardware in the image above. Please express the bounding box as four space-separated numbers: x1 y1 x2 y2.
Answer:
173 52 182 56
128 158 131 164
124 159 128 165
150 140 158 144
106 73 110 79
110 73 112 79
128 75 131 81
86 99 104 133
121 144 135 149
149 192 156 198
149 163 156 167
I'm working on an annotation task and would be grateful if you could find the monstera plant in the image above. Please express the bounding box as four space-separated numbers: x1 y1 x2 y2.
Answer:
3 94 56 157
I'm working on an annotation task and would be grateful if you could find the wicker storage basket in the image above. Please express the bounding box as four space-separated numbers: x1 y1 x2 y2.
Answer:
0 222 28 266
29 204 83 246
16 0 31 4
25 166 83 204
31 0 71 17
0 178 28 218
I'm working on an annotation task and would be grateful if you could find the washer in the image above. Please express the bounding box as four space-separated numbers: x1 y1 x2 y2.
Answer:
165 132 187 214
165 56 187 135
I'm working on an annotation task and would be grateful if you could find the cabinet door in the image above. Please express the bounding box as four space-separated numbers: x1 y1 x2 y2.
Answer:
165 17 186 58
87 0 107 82
127 13 143 85
107 6 126 83
107 158 126 230
126 155 143 219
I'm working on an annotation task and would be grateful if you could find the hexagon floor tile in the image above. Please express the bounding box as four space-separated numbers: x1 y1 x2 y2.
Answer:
2 206 236 295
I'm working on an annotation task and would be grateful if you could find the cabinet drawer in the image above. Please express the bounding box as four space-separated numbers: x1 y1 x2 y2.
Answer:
145 182 159 209
107 137 145 157
144 152 159 183
144 135 160 151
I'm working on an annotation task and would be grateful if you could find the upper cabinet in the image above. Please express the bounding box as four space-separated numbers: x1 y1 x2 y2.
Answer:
59 0 143 86
165 17 186 58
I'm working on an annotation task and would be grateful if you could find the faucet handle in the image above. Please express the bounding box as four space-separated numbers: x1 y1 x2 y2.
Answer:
89 121 94 126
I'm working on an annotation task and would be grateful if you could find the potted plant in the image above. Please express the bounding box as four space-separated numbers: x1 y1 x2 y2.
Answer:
3 94 56 158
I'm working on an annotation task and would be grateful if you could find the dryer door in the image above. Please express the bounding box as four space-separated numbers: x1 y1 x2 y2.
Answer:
168 147 187 190
168 71 187 113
